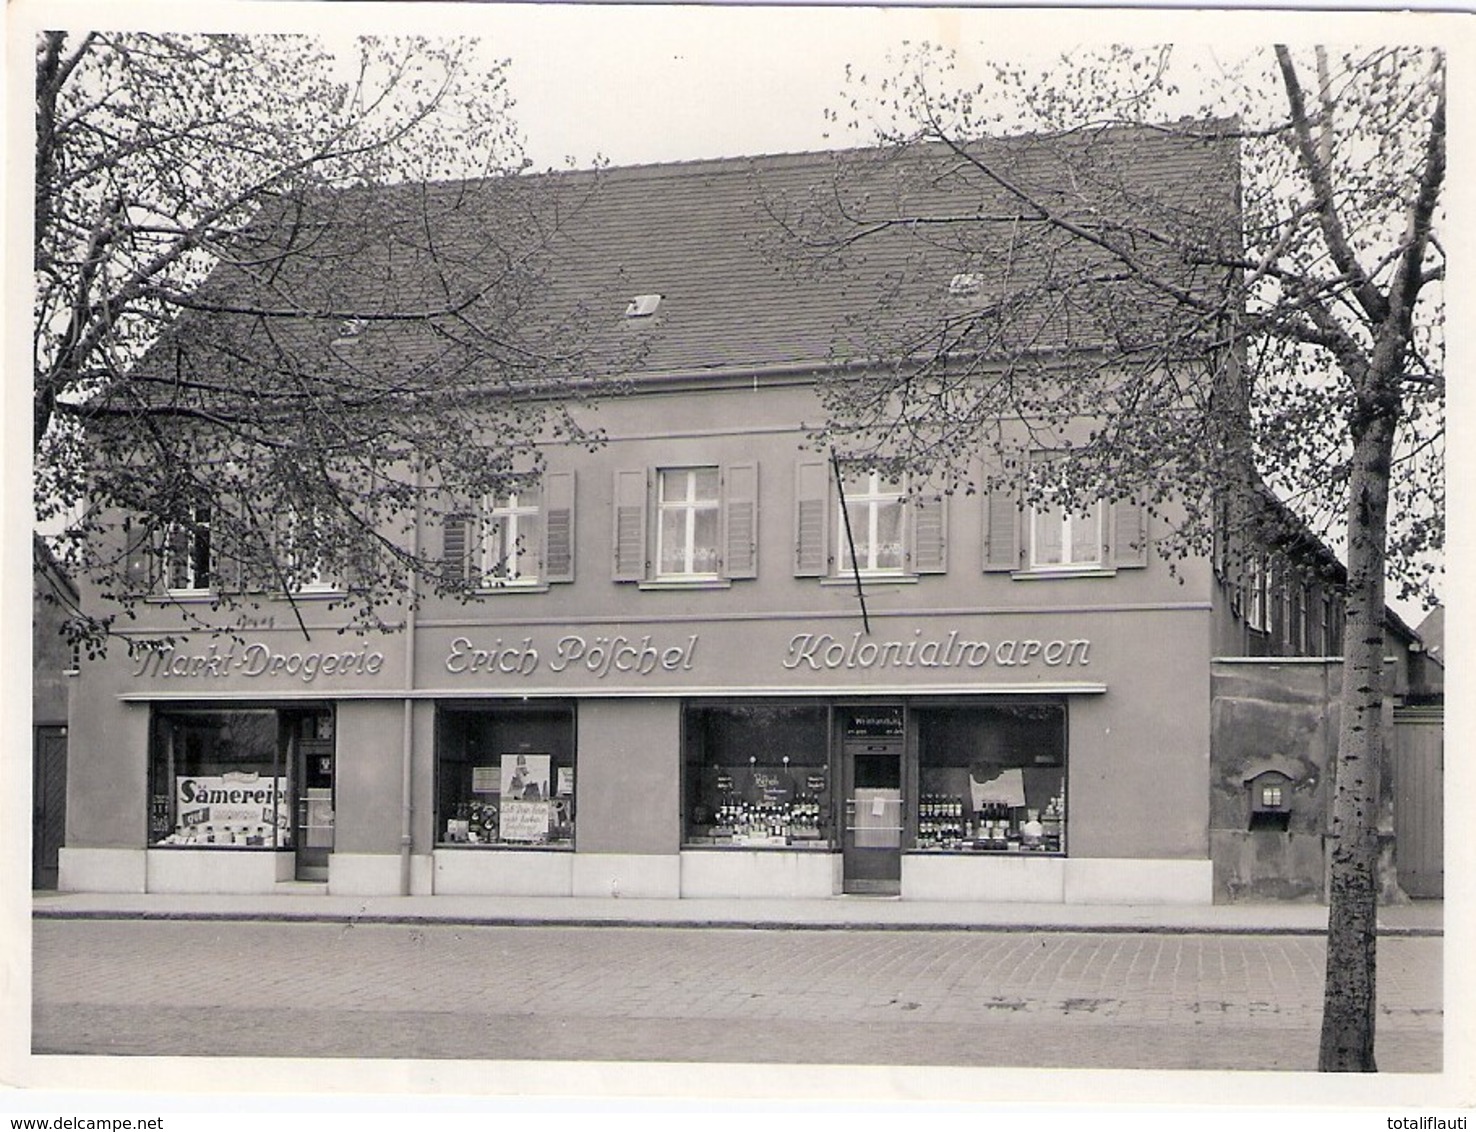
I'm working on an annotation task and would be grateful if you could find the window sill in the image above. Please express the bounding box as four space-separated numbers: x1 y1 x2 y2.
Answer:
819 574 919 587
288 586 346 599
435 842 574 852
638 578 732 591
474 582 549 595
147 588 348 602
151 591 218 604
149 843 291 851
1010 567 1116 580
682 839 835 851
907 846 1066 856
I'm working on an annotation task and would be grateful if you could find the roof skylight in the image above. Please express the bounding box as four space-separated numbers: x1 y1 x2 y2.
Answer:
624 294 663 319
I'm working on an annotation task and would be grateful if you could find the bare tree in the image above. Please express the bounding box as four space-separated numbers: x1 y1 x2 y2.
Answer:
36 32 625 650
764 44 1444 1071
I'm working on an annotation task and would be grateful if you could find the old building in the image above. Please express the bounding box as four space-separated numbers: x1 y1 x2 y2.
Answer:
55 129 1431 904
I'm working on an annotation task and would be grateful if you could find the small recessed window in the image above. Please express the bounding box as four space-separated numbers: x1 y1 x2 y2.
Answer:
624 294 663 319
948 273 983 298
1262 785 1283 809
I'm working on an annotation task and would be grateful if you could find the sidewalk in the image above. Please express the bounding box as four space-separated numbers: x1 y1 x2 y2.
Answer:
31 888 1445 936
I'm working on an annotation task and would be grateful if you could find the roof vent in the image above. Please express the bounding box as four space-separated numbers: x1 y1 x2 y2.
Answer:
334 317 368 343
948 273 983 298
624 294 663 319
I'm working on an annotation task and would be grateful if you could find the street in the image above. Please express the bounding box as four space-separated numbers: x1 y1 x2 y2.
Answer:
31 919 1442 1071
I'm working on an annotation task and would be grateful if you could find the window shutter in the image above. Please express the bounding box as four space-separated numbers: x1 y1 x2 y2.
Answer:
982 489 1020 572
793 460 830 577
442 514 471 584
122 517 158 594
910 493 947 574
1111 500 1148 568
722 462 759 579
612 468 649 582
164 523 189 590
542 471 575 583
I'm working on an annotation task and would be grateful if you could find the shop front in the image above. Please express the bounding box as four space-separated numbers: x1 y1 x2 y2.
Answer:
678 699 1068 898
62 606 1213 904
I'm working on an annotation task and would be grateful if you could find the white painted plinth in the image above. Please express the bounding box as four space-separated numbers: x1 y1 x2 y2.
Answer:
901 853 1066 902
57 847 146 893
408 853 435 896
146 849 293 894
1064 857 1214 905
328 853 404 896
432 848 574 896
680 850 841 898
571 853 680 899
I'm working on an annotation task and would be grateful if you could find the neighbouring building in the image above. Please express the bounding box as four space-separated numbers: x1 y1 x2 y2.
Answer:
55 129 1437 904
33 537 77 890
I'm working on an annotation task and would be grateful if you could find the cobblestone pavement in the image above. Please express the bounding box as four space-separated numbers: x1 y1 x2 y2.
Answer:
31 920 1442 1071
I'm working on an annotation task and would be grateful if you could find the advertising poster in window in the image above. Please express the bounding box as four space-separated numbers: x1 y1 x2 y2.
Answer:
500 753 551 841
170 771 290 844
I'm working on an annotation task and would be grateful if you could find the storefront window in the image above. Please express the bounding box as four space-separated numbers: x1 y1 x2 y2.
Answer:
149 709 294 848
914 703 1067 854
437 703 576 848
684 703 832 847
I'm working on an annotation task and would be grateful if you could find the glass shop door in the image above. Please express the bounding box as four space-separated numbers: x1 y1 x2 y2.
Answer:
293 712 335 881
841 707 904 895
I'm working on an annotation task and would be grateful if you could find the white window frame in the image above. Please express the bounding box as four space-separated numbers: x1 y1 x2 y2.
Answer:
656 467 721 579
285 506 338 594
835 468 907 577
1028 498 1104 571
1247 554 1269 632
479 488 541 588
164 504 213 594
1021 455 1106 573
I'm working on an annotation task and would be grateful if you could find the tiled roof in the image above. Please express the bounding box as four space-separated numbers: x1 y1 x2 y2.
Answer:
118 120 1241 402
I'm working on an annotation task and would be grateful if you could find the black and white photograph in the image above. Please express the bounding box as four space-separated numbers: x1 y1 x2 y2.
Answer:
6 0 1467 1120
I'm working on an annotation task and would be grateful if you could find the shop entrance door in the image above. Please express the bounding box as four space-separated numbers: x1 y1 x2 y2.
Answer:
841 708 904 895
293 718 335 881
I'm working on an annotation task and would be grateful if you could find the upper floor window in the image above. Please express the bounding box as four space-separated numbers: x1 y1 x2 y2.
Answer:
982 464 1147 576
283 505 337 593
481 488 542 586
164 505 212 593
443 472 575 591
614 464 756 587
1025 457 1105 571
1029 496 1104 571
1246 554 1269 632
837 469 907 576
657 467 721 579
793 460 946 581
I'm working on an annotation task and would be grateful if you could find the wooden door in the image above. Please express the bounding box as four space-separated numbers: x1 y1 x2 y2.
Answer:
32 726 68 890
1393 707 1443 899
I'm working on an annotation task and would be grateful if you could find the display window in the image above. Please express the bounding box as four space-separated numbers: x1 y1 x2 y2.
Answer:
913 703 1067 854
149 707 326 848
683 702 833 847
436 702 576 848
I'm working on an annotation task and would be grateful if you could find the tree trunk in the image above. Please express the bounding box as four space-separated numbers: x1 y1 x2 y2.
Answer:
1318 407 1396 1072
